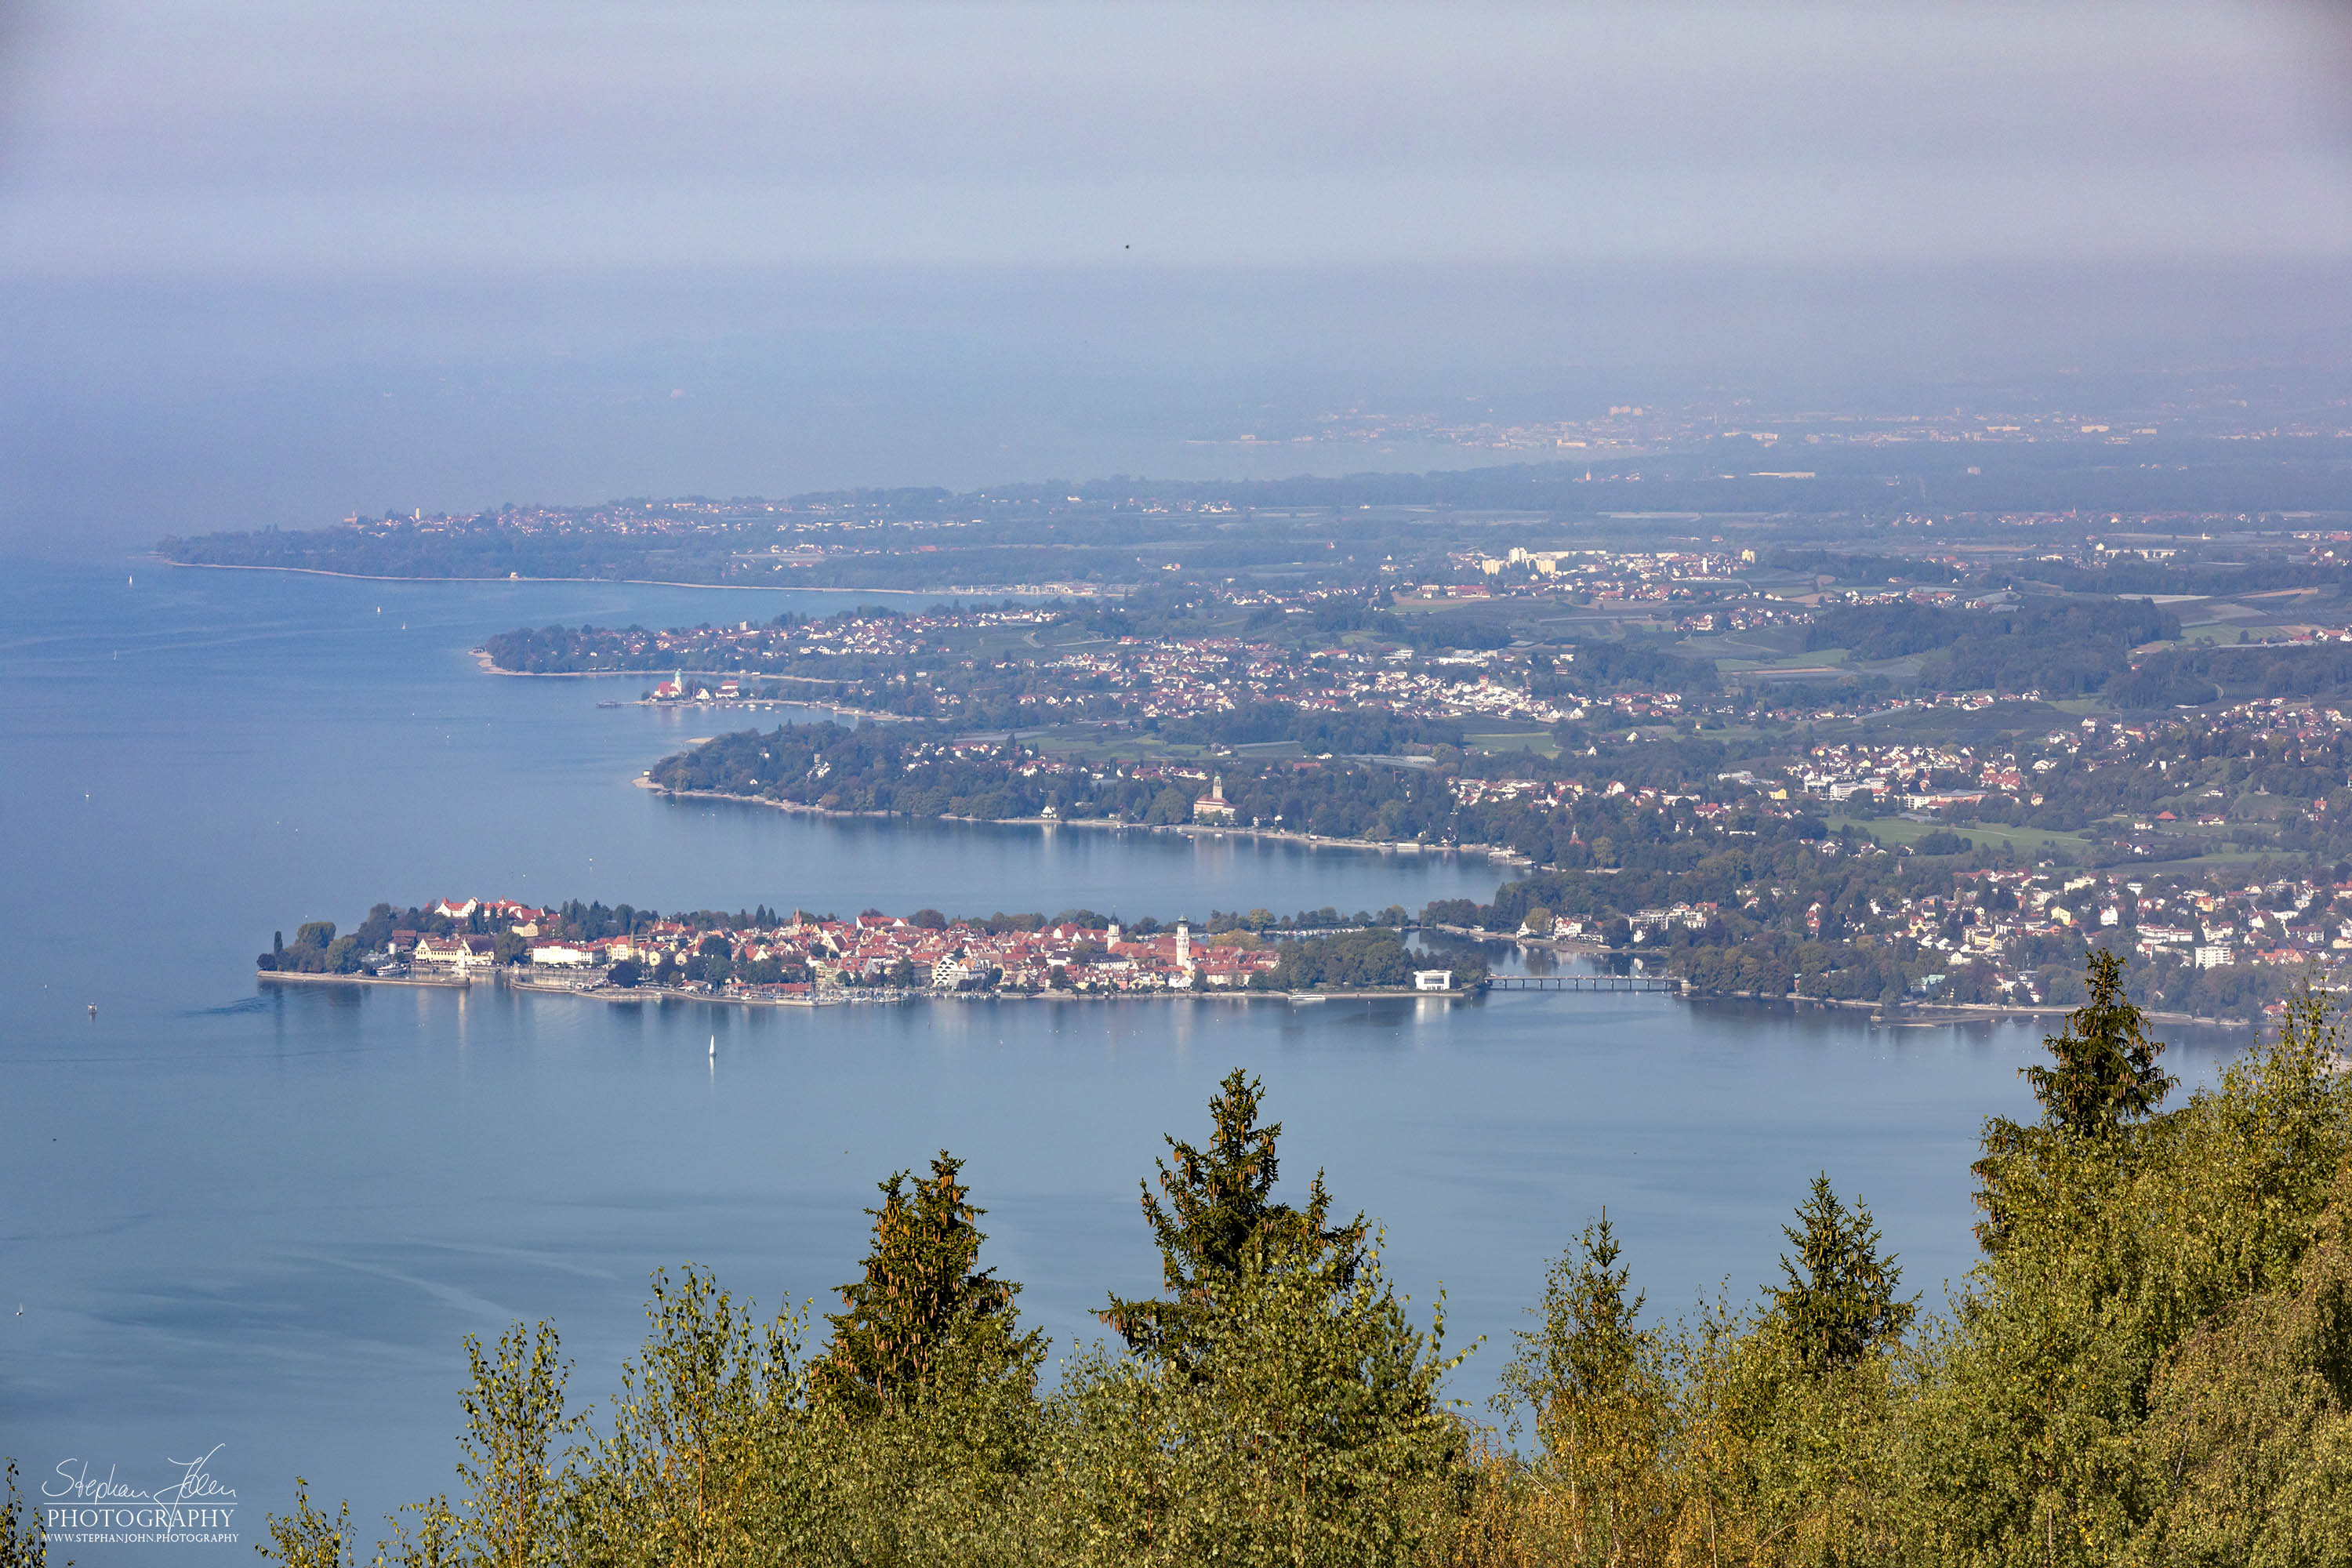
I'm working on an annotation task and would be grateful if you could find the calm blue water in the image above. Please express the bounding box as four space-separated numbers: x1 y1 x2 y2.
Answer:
0 557 2235 1561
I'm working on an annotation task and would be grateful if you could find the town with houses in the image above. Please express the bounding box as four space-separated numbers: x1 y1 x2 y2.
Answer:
172 423 2352 1024
623 634 2352 1022
259 895 1472 1004
254 840 2352 1025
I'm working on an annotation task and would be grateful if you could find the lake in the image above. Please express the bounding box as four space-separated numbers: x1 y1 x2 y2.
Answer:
0 557 2238 1562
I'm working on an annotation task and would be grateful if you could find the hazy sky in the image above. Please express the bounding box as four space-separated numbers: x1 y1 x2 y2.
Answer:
2 2 2349 542
7 1 2350 275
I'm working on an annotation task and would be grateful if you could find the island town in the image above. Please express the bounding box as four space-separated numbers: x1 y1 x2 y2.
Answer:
256 896 1486 1004
253 826 2352 1025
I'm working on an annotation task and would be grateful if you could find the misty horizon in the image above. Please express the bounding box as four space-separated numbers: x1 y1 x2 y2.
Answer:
3 4 2350 545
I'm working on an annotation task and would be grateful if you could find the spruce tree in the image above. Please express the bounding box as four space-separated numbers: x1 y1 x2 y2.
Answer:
2024 948 2174 1137
1975 949 2180 1253
1103 1068 1365 1371
1769 1174 1915 1370
1503 1210 1649 1418
816 1152 1039 1414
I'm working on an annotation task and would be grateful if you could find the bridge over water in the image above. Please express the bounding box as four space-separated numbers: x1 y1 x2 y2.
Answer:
1486 975 1680 994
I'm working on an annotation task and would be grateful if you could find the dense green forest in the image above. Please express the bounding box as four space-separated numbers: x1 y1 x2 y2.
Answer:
650 720 1474 840
1803 599 2180 695
2111 640 2352 710
1535 640 1721 698
16 967 2336 1566
2022 557 2350 599
1762 548 1964 586
1803 604 1978 661
1269 929 1427 990
652 713 1775 848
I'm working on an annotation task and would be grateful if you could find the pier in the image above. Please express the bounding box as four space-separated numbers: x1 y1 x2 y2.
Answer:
1487 975 1680 994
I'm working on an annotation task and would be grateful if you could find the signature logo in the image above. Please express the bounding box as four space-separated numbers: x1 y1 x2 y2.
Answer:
45 1444 238 1505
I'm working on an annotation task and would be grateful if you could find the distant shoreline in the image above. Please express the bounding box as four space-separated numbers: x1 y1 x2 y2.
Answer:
467 648 905 720
1758 992 2249 1029
637 780 1534 864
263 968 1467 1007
159 558 1110 597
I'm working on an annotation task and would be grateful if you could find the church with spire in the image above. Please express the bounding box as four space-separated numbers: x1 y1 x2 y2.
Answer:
1192 774 1237 824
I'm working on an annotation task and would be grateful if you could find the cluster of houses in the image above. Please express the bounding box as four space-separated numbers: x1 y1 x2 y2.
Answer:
1467 814 2351 1006
1033 637 1297 720
1500 859 2350 1011
1758 740 2038 812
1820 866 2343 1000
1352 658 1579 727
1674 604 1809 634
609 604 1060 696
1747 704 2349 825
621 612 1622 732
2097 873 2352 974
387 898 1457 997
1750 723 2167 815
1019 634 1584 729
1442 546 1987 611
1463 546 1751 591
1446 773 1728 820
